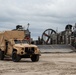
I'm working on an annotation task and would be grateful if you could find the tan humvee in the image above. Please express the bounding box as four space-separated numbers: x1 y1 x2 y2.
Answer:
0 30 40 62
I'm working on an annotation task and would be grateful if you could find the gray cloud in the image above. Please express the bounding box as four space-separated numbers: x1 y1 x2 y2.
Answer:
0 0 76 39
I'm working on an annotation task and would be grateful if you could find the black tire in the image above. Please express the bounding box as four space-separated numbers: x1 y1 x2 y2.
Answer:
0 51 4 60
12 51 21 62
31 55 39 62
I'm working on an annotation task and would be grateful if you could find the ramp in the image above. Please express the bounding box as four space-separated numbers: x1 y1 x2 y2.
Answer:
37 45 75 53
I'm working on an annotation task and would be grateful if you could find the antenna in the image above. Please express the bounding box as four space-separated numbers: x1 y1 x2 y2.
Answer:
27 23 30 30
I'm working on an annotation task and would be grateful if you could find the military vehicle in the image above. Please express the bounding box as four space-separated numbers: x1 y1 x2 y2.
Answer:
0 30 40 62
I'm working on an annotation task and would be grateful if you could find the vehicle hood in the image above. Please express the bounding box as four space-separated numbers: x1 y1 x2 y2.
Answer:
14 44 37 48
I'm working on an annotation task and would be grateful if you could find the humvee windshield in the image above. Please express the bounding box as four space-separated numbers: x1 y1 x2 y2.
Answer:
14 40 28 44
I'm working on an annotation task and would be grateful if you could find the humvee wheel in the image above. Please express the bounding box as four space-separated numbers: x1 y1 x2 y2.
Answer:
31 55 39 62
0 51 4 60
12 52 21 62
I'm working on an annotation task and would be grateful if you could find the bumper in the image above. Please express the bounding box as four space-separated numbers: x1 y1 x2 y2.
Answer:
20 54 40 58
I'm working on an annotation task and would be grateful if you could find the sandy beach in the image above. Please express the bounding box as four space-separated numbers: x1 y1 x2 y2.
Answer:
0 53 76 75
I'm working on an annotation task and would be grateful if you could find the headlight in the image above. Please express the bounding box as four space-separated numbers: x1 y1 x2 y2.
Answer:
22 48 24 50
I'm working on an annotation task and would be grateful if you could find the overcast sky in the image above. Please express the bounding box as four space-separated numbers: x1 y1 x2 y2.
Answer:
0 0 76 40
